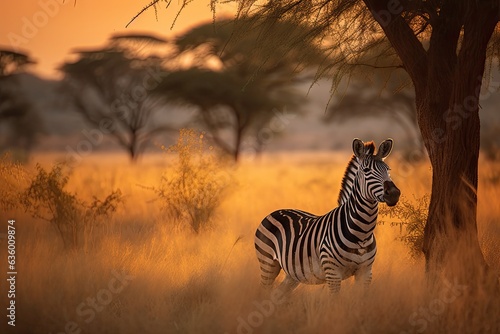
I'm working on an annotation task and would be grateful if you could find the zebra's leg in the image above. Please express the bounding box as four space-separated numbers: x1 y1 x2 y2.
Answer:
324 269 342 293
355 266 372 290
258 258 281 289
277 275 299 294
273 275 299 303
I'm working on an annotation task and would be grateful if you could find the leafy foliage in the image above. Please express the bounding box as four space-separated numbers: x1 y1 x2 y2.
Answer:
21 163 122 249
173 15 326 75
379 194 429 259
152 129 231 233
155 16 326 160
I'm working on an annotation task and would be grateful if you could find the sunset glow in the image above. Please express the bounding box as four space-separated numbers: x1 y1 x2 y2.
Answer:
0 0 236 77
1 1 500 333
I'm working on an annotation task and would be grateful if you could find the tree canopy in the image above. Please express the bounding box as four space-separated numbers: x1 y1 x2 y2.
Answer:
155 16 327 160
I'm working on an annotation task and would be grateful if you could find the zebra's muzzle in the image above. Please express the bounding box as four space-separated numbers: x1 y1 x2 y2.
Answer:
383 181 400 206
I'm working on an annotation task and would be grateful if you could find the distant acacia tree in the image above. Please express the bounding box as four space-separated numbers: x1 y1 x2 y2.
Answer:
155 16 326 161
157 68 301 161
132 1 500 278
60 34 174 162
0 49 41 160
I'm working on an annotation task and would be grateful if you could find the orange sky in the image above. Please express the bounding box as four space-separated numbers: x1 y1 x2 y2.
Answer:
0 0 236 78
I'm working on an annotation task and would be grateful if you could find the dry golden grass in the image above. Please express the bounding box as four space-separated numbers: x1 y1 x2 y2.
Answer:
1 151 499 334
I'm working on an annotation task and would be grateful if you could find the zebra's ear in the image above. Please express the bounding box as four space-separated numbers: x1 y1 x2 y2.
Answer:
352 138 365 158
376 138 394 160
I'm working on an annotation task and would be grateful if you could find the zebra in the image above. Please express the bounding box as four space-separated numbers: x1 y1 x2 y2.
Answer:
254 138 400 294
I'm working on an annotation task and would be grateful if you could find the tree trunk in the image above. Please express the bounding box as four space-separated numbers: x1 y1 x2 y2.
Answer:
129 146 138 163
364 0 498 281
419 102 483 273
233 128 243 162
417 5 498 279
129 130 139 163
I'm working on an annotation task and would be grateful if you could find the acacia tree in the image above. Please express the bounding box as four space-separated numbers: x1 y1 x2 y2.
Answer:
359 1 499 276
157 68 298 161
0 49 41 159
133 1 500 277
60 34 174 162
155 16 325 161
0 50 34 122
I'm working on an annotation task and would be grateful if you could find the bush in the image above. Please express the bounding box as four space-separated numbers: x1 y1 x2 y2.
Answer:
153 129 231 233
21 163 122 250
379 194 429 259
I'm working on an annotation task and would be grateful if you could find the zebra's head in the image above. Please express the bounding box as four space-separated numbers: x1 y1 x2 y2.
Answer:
352 138 400 207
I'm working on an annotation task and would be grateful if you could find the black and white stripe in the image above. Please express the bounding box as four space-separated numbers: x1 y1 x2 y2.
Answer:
255 138 400 293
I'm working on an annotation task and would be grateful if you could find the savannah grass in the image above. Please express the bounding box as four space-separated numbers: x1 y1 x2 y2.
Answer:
1 150 499 334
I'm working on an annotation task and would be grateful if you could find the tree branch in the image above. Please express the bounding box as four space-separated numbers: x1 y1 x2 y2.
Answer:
453 1 499 107
363 0 428 95
346 62 403 70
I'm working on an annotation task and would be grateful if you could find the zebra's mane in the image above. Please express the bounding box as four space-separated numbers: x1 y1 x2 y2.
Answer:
337 141 375 206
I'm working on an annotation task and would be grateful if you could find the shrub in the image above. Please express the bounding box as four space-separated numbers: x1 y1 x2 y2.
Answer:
153 129 231 233
379 194 429 259
21 163 122 250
